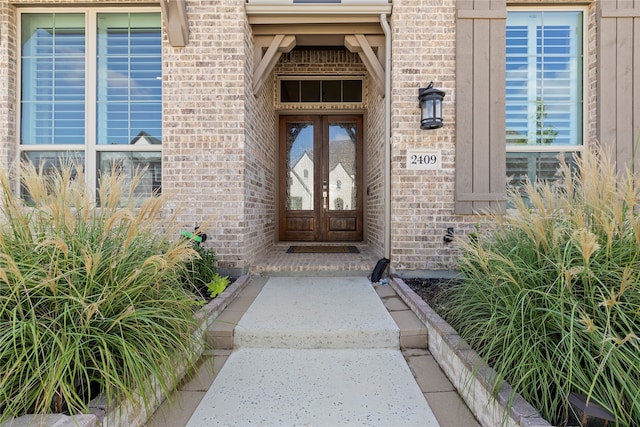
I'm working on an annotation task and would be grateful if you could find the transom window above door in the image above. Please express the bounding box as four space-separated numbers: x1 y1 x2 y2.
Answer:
279 78 363 104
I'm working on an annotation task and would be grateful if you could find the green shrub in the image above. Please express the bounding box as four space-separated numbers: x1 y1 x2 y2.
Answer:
445 146 640 425
0 161 202 421
206 273 229 299
180 240 220 298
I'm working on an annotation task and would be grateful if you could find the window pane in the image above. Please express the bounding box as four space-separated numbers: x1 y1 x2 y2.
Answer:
98 151 162 200
21 151 85 170
96 13 162 145
322 80 341 102
21 14 86 145
507 151 576 201
506 11 583 147
343 80 362 102
300 80 321 102
280 79 363 103
281 80 300 102
21 151 85 202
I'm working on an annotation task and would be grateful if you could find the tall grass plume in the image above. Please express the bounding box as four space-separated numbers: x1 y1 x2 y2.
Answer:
445 146 640 425
0 160 202 422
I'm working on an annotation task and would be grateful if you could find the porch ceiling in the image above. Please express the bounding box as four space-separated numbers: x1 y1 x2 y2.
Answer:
246 4 391 96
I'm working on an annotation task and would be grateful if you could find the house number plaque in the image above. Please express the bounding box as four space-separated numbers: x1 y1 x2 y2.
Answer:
406 149 442 170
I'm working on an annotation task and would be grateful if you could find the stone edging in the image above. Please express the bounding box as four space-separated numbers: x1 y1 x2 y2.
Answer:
97 274 252 427
1 275 252 427
389 275 551 427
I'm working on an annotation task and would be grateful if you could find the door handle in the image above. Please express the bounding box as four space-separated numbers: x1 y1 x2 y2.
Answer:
322 180 328 209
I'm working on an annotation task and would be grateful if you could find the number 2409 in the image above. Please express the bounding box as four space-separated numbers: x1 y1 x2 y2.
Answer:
410 154 438 165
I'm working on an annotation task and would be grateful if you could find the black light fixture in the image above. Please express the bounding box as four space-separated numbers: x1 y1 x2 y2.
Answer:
418 82 445 130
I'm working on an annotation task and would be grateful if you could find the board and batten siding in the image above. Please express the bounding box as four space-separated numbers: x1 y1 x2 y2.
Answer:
455 0 507 214
598 1 640 175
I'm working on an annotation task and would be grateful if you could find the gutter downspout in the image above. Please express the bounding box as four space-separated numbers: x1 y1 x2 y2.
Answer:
380 13 392 260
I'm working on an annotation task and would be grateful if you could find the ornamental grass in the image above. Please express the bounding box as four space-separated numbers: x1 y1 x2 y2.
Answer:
445 146 640 426
0 161 202 422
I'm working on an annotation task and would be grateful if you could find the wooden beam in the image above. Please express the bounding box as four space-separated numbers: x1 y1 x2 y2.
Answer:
344 34 385 95
160 0 189 47
253 35 296 96
251 23 383 36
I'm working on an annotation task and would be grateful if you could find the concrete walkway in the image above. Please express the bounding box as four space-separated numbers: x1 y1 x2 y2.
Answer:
146 275 479 427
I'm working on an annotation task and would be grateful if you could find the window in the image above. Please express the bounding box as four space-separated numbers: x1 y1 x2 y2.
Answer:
506 10 584 193
20 10 162 198
279 79 363 104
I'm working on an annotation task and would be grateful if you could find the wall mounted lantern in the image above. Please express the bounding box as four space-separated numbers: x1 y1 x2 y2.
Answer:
418 82 445 130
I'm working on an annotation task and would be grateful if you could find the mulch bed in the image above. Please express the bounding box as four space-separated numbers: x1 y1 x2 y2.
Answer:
401 277 462 316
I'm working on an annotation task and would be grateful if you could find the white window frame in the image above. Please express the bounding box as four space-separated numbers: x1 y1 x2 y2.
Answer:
17 7 162 195
505 5 588 159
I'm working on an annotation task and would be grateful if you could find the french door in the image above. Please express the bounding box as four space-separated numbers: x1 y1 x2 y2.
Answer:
279 115 363 242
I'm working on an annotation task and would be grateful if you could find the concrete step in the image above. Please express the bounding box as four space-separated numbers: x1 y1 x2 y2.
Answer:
206 277 429 351
375 284 428 349
186 348 439 427
188 276 440 426
232 276 400 349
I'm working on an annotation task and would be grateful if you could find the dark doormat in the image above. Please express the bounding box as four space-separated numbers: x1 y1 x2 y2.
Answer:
286 245 360 254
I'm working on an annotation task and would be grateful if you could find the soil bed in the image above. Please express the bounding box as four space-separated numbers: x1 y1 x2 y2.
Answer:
401 277 461 316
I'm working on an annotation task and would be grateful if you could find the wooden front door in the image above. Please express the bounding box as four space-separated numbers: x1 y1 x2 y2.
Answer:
279 115 363 242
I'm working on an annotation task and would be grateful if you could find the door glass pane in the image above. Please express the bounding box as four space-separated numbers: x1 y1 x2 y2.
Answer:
286 122 314 210
328 122 357 211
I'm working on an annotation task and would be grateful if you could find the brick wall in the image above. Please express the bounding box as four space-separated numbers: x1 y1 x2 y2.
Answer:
0 0 602 274
389 0 598 273
162 0 247 272
365 81 386 257
0 2 16 171
389 0 466 272
243 21 277 268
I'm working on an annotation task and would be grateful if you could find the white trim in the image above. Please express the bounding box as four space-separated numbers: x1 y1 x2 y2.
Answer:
87 11 98 193
246 4 391 15
506 145 584 153
248 0 389 3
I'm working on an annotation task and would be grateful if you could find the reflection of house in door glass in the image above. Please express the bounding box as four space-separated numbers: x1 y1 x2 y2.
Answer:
286 122 356 212
288 151 314 210
328 124 356 212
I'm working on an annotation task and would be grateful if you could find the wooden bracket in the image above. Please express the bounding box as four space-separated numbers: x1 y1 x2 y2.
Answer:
253 34 297 96
344 34 385 96
160 0 189 47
